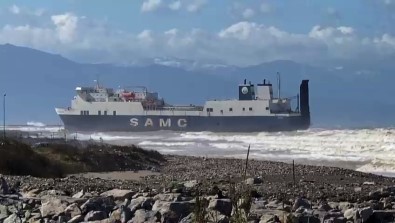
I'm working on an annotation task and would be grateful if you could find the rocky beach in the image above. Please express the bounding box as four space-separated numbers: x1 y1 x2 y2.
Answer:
1 138 395 222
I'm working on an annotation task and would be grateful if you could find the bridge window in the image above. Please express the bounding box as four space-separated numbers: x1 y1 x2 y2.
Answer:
249 107 253 111
104 111 107 115
220 110 223 114
242 108 245 111
113 111 117 116
266 107 269 110
98 110 101 115
229 108 233 112
206 108 213 112
80 111 83 115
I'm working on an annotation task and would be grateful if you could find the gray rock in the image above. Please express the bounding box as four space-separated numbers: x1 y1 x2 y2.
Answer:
38 190 66 197
179 213 194 223
339 202 354 212
40 198 69 218
109 208 121 222
371 210 395 222
319 202 333 211
292 198 311 211
245 177 263 185
0 177 9 195
354 187 362 192
64 203 81 219
84 210 107 221
121 205 133 223
128 196 154 212
363 181 375 185
289 213 320 223
129 209 160 223
100 189 135 201
208 210 229 223
266 200 282 209
322 211 345 223
358 206 373 222
153 193 181 202
68 215 84 223
80 196 116 215
344 208 357 220
208 199 232 216
152 200 194 222
0 204 10 217
72 190 85 199
4 213 22 223
323 217 346 223
369 190 381 200
259 210 284 223
22 189 41 198
183 180 198 188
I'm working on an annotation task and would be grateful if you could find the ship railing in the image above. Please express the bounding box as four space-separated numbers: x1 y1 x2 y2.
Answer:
144 106 204 111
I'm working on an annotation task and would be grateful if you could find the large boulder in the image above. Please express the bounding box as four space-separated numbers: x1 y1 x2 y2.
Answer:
128 196 154 212
64 203 82 219
358 207 373 222
40 198 69 218
208 199 232 216
152 200 194 222
80 196 116 215
100 189 135 201
154 193 182 202
84 210 107 221
3 214 22 223
129 209 160 223
0 204 10 220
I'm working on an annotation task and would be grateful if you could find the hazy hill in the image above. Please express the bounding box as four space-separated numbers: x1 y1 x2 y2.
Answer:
0 43 394 128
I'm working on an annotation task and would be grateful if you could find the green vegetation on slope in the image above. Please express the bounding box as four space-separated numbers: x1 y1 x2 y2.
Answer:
0 139 165 178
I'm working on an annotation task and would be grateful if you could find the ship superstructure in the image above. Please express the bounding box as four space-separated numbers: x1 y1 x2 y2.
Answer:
56 76 310 132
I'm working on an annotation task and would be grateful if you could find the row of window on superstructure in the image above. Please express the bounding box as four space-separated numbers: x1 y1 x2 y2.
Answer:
206 107 269 113
206 107 254 112
80 110 117 115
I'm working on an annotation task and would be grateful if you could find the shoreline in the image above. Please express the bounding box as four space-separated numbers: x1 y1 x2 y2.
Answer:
2 153 395 222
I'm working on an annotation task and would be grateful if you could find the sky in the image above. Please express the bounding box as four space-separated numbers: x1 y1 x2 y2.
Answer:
0 0 394 67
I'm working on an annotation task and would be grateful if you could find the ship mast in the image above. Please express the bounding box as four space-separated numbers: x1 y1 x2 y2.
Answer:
277 72 281 99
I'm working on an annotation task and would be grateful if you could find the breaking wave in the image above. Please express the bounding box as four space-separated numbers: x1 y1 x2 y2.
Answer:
26 121 46 127
7 125 395 177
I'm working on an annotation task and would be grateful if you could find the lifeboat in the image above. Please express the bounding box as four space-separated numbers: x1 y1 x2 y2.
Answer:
121 91 135 100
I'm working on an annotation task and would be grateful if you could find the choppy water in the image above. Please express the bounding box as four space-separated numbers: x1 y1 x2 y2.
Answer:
6 122 395 177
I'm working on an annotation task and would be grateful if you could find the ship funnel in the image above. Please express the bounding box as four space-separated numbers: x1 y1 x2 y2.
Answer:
299 80 310 126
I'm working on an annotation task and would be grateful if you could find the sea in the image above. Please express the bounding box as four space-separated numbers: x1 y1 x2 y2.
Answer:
5 122 395 178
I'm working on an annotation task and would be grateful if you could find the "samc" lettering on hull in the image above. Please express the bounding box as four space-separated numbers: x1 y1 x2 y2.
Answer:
130 118 187 128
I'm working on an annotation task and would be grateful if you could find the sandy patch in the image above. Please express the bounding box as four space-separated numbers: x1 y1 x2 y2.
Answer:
70 170 160 181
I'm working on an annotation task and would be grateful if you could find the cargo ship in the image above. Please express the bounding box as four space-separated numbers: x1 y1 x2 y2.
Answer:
55 75 310 132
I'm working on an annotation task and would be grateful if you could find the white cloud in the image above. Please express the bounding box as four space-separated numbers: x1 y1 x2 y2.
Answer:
9 5 20 14
169 1 182 11
260 2 272 13
51 13 79 43
1 9 395 67
141 0 206 13
141 0 162 12
186 0 207 12
242 8 255 19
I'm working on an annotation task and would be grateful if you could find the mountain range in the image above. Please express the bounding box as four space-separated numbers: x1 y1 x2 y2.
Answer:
1 43 394 128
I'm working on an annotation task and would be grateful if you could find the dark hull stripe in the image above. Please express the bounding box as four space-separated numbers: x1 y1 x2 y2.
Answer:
59 115 310 133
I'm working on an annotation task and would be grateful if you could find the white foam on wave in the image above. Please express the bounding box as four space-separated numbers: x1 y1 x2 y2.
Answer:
7 125 395 176
27 121 46 127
